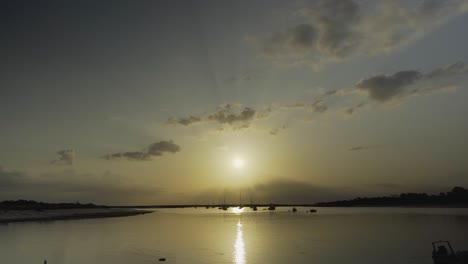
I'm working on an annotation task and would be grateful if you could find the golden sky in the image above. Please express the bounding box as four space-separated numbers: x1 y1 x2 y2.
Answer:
1 0 468 205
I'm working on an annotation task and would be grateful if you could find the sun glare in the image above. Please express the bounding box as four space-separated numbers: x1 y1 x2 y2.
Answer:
232 207 244 214
233 158 245 169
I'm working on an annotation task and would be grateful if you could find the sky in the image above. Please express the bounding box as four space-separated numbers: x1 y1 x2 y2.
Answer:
1 0 468 205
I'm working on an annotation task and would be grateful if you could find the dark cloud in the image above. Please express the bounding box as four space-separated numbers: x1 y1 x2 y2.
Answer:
290 24 318 50
348 146 364 151
356 71 422 102
167 116 202 126
50 149 75 165
208 106 256 124
103 140 181 161
263 24 317 56
258 0 468 66
356 62 468 102
314 0 361 57
425 61 468 79
269 125 286 136
168 101 328 134
168 104 263 129
346 102 366 115
348 145 380 151
105 151 149 161
147 140 181 155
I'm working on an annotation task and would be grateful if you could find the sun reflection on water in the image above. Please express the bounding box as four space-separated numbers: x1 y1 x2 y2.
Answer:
232 207 244 214
233 220 245 264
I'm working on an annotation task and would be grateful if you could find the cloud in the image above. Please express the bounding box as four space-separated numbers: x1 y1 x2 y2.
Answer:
263 24 318 56
168 100 330 135
348 146 365 151
103 140 181 161
168 104 266 130
348 145 380 151
346 102 366 115
279 99 328 113
166 62 466 130
146 140 181 155
50 149 75 165
269 125 286 136
356 71 422 102
355 62 467 102
208 106 256 124
425 61 468 79
167 116 202 126
256 0 468 67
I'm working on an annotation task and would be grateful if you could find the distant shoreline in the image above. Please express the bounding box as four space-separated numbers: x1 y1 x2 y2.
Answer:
110 204 468 209
0 208 152 223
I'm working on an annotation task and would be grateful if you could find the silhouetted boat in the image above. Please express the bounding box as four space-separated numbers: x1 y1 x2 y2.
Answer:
236 191 244 209
432 241 468 264
267 204 276 211
309 209 317 213
219 195 228 211
249 197 257 211
292 207 297 212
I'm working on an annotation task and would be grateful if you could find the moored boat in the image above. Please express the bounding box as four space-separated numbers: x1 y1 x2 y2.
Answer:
432 241 468 264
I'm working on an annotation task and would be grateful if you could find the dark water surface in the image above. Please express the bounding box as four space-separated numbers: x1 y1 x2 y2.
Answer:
1 207 468 263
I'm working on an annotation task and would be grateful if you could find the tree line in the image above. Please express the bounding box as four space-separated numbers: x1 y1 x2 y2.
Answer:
314 187 468 207
0 200 101 210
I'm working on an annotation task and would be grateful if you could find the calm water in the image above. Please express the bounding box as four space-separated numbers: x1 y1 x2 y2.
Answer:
1 207 468 264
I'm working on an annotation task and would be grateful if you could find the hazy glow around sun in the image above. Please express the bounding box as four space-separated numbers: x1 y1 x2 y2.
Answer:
233 158 245 169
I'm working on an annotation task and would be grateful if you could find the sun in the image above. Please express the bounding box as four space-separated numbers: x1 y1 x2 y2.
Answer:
233 158 245 169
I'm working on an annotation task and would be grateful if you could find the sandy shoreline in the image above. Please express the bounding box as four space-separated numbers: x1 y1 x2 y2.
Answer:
0 208 152 223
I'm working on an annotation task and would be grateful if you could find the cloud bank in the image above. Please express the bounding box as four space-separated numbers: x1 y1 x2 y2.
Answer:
167 104 267 130
103 140 181 161
356 71 423 102
258 0 468 67
168 100 330 134
356 62 468 103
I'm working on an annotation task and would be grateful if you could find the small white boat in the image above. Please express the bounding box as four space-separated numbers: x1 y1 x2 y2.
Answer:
432 241 468 264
